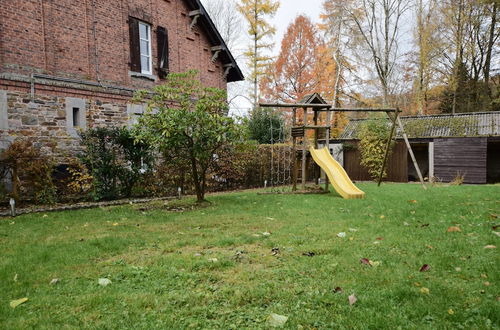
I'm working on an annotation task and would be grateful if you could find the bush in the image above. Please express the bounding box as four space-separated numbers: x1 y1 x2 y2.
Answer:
0 140 57 204
358 117 394 180
79 127 154 200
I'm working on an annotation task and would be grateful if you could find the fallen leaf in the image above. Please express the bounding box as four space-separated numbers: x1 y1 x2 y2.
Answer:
408 200 417 203
404 222 410 226
333 287 343 294
348 228 358 232
380 215 385 219
266 217 275 221
208 258 218 262
348 294 357 305
271 248 280 256
448 309 454 315
421 223 429 228
492 224 500 230
447 226 461 232
262 232 271 236
349 237 354 241
360 258 371 266
42 214 48 218
414 282 421 287
419 264 431 272
50 278 60 285
376 237 383 240
252 234 261 237
193 253 202 257
481 273 488 278
267 313 288 327
302 252 315 257
98 278 112 286
420 287 430 294
484 281 490 286
426 245 433 249
337 232 346 238
112 223 119 226
369 260 381 267
484 245 496 249
10 298 28 308
455 267 462 272
493 232 500 237
13 274 18 282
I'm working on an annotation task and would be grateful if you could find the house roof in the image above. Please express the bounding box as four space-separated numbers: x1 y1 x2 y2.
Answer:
338 111 500 140
182 0 244 82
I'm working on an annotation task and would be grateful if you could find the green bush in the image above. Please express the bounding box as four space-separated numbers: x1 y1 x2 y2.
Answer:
79 127 153 200
358 117 394 180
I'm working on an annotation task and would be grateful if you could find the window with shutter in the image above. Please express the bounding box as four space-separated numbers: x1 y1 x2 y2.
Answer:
157 26 169 79
129 18 152 75
128 17 141 72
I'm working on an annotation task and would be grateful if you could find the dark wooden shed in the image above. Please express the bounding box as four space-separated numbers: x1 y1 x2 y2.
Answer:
328 112 500 184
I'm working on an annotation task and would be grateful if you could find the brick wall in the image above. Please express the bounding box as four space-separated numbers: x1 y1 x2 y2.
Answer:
0 0 228 89
0 0 237 161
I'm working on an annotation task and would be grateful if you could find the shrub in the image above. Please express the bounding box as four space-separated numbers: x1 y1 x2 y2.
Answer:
79 127 153 200
0 140 57 204
358 117 394 180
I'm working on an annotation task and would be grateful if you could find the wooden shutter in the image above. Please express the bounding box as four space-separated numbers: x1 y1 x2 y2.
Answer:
157 26 169 78
128 17 141 72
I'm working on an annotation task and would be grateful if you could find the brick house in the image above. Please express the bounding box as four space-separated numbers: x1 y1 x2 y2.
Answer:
0 0 243 161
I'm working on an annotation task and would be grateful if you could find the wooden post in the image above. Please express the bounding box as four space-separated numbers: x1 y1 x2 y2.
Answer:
324 109 331 192
292 108 298 191
397 116 427 189
302 107 308 190
313 110 319 185
378 110 399 186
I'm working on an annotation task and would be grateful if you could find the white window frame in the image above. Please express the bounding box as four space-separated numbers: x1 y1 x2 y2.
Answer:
139 22 152 75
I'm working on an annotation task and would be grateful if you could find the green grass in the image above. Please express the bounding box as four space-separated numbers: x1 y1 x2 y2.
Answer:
0 183 499 329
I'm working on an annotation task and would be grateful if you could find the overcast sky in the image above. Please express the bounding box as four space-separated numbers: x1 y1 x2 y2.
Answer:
272 0 324 55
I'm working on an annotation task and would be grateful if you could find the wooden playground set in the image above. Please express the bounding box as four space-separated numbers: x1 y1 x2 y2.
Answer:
259 94 426 199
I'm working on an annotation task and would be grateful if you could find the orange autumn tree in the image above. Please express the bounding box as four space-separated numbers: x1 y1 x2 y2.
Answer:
260 15 338 132
260 15 335 104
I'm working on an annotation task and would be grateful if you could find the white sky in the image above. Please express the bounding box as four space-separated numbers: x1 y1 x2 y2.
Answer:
228 0 325 116
272 0 324 55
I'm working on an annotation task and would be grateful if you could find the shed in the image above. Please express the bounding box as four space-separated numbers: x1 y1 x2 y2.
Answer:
329 112 500 184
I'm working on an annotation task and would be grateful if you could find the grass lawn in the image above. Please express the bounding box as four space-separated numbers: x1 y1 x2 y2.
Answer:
1 183 499 329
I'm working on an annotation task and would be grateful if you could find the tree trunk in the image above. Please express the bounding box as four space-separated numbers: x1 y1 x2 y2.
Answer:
484 2 497 94
190 156 204 202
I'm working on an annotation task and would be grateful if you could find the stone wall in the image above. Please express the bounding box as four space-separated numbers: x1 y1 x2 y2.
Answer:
0 90 131 163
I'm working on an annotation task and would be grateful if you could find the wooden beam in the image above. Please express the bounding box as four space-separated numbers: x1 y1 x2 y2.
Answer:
325 109 331 192
378 110 399 186
302 107 308 190
189 12 201 30
292 108 297 191
259 103 400 112
189 10 202 17
397 116 427 189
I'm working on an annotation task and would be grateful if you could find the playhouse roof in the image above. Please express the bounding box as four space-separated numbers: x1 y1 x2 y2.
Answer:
338 111 500 140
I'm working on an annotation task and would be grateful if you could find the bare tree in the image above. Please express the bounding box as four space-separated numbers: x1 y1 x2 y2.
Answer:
201 0 244 53
347 0 412 106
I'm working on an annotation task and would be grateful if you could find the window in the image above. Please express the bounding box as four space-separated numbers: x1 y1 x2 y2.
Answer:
129 17 154 76
72 107 80 127
139 22 152 75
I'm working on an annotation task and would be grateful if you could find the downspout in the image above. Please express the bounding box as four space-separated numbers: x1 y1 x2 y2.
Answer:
91 0 101 83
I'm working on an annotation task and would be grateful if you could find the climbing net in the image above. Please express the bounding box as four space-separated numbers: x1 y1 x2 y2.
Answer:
268 116 293 191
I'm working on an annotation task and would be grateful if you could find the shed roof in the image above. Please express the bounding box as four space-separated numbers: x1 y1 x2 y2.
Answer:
182 0 244 82
338 111 500 140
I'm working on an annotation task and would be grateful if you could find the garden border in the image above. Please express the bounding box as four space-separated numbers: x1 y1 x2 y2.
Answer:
0 196 178 218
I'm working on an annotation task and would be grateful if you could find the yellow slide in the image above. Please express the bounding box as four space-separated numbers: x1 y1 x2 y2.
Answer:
309 147 365 199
